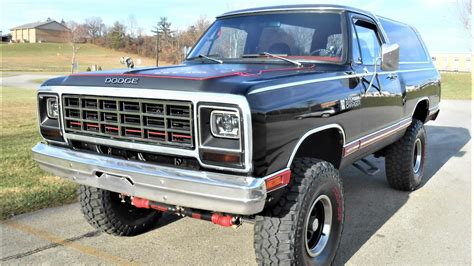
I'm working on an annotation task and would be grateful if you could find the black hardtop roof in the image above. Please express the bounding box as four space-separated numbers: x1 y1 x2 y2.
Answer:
218 4 373 18
217 4 407 26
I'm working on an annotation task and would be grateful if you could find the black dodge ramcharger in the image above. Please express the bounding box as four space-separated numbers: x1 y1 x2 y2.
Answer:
33 4 441 265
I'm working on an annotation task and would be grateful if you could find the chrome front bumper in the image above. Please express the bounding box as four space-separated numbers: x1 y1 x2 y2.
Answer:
32 143 267 215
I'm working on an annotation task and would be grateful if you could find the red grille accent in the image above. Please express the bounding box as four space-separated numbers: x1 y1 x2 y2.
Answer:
149 131 166 136
125 128 142 133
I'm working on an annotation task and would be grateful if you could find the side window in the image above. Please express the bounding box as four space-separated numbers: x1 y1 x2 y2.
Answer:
351 24 362 63
379 18 429 62
353 20 381 65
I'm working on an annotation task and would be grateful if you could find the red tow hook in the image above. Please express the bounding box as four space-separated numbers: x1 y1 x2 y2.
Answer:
131 196 241 227
131 197 168 212
130 197 149 208
211 213 235 227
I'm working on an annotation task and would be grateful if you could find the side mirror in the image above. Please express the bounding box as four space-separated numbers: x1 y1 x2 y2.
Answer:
381 43 400 71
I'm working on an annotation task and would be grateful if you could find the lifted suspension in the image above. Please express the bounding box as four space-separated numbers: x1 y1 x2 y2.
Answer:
130 196 242 227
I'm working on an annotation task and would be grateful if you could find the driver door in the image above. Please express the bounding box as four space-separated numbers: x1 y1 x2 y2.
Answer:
350 15 404 139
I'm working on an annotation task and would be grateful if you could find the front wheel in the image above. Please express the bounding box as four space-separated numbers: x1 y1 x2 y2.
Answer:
79 186 161 236
254 158 344 265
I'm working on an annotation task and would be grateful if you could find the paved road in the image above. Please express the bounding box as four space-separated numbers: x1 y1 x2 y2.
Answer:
1 100 471 264
1 73 57 89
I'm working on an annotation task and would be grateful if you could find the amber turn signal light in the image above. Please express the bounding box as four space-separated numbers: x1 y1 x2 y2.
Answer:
202 151 241 164
265 169 291 192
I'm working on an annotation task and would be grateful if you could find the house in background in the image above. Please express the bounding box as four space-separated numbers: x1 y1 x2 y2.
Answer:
10 20 69 43
431 52 472 72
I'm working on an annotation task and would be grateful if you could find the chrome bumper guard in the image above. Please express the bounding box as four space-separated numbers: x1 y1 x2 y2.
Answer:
32 143 267 215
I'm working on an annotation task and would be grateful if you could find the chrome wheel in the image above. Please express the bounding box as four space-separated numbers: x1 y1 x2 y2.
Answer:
304 195 332 257
413 138 422 173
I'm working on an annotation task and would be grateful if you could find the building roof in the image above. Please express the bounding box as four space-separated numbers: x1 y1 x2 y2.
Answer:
10 20 69 31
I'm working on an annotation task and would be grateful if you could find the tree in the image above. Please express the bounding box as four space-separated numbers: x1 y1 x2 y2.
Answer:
177 17 211 61
194 16 211 35
107 21 126 49
127 14 138 38
181 17 210 45
151 24 161 66
454 0 472 38
70 16 212 65
64 21 88 73
85 17 105 41
151 17 172 66
158 17 172 39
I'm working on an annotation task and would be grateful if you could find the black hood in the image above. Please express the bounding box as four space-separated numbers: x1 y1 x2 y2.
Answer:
42 63 344 95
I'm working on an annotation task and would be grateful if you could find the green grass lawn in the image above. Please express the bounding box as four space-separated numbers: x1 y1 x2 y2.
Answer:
440 72 472 100
1 43 157 72
0 87 78 219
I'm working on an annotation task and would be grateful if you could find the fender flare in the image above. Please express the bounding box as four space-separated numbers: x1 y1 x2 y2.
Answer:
286 124 346 168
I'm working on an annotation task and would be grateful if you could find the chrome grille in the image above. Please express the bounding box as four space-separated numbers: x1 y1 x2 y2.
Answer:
62 95 193 148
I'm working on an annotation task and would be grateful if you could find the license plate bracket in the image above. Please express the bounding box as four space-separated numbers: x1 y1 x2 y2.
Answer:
96 172 134 192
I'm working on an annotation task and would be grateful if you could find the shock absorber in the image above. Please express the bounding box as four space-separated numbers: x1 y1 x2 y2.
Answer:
131 196 242 227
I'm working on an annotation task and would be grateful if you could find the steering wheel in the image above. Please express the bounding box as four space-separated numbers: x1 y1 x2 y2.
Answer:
310 49 325 56
311 46 338 57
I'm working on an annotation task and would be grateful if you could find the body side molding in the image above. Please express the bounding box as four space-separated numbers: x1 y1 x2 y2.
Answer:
343 117 412 157
248 67 436 95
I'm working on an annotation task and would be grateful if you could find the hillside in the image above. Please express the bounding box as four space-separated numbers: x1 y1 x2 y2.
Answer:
0 43 159 73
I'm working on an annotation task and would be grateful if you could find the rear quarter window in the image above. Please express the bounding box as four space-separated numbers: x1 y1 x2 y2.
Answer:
380 18 429 63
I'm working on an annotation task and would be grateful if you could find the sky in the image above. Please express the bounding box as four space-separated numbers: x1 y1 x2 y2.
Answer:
1 0 471 53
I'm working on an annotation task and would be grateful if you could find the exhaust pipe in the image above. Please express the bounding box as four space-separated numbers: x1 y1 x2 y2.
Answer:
131 197 242 227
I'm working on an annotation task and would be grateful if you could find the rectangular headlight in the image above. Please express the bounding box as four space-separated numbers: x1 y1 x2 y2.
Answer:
210 110 240 139
46 97 59 119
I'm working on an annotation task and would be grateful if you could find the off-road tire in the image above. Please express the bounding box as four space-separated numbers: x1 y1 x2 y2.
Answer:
254 158 344 265
79 185 161 236
385 119 426 191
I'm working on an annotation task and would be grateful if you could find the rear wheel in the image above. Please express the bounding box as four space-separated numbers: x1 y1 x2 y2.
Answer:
254 158 344 265
79 185 161 236
385 119 426 191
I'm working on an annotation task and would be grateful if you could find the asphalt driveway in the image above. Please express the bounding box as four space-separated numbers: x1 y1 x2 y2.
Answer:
1 73 56 89
1 100 471 265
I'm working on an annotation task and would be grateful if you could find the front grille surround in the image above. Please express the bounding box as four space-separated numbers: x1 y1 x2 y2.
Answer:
62 95 194 148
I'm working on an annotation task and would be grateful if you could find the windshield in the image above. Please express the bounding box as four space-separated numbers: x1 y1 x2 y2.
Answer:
188 12 345 63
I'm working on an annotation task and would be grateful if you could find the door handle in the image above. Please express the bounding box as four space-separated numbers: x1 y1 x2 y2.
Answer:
387 73 398 80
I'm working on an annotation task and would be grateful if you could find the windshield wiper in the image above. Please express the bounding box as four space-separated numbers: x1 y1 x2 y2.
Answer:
187 54 223 64
242 52 302 67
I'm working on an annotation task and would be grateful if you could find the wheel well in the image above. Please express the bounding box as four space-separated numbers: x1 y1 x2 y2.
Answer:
293 128 344 168
413 100 429 122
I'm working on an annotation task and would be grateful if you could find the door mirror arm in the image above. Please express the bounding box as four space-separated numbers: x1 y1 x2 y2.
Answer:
366 57 381 92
